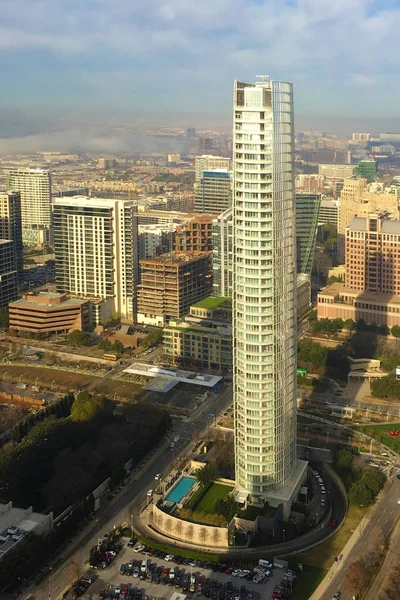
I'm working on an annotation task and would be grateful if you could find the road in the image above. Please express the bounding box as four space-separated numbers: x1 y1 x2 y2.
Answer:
26 383 233 600
318 477 400 600
364 516 400 599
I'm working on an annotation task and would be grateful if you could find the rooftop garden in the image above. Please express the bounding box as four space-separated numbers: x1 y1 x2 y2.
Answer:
191 296 232 310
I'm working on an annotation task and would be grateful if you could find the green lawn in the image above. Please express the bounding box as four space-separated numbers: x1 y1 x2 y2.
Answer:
195 483 233 513
191 296 231 310
355 422 400 454
293 565 327 600
296 504 368 571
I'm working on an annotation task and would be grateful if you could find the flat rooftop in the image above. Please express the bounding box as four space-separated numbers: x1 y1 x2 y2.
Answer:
123 363 222 388
140 251 210 265
320 282 400 305
191 296 232 310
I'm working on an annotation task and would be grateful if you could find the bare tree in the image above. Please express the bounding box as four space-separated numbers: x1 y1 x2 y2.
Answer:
165 518 173 535
199 527 208 546
346 561 365 595
186 524 194 542
175 520 183 538
212 528 221 546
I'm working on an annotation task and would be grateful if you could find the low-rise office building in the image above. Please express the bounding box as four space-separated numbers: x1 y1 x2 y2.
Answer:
9 291 89 335
163 297 232 370
0 502 53 563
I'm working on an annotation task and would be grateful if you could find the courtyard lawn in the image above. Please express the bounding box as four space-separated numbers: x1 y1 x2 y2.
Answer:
293 565 327 600
195 483 233 513
355 422 400 454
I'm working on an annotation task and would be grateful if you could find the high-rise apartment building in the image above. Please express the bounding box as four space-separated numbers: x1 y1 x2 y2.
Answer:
0 240 18 307
295 193 321 276
0 191 23 280
338 178 399 261
352 133 370 143
345 213 400 295
233 79 304 508
6 169 51 246
194 170 232 214
53 197 138 323
195 155 231 182
212 208 233 298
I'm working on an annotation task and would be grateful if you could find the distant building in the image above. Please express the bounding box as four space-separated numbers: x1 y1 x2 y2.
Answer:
167 154 181 164
0 191 23 281
0 502 53 563
195 155 231 182
97 158 116 169
163 297 232 371
53 197 138 324
353 160 377 183
0 240 18 308
173 214 214 252
318 198 339 229
345 214 400 295
9 292 89 335
380 133 400 146
194 169 232 214
295 174 325 192
137 251 213 326
6 169 51 246
212 208 233 297
352 133 370 142
186 128 196 138
338 178 399 261
138 224 170 259
295 193 321 275
318 164 354 180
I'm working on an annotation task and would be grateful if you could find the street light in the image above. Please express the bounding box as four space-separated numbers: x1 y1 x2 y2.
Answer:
49 567 53 600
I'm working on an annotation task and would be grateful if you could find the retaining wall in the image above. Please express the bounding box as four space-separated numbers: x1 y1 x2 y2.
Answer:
150 503 229 548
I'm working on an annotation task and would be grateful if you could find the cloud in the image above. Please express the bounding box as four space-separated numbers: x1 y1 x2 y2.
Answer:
351 73 376 86
0 0 399 115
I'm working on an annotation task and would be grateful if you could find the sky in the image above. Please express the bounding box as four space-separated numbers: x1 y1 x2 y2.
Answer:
1 0 400 124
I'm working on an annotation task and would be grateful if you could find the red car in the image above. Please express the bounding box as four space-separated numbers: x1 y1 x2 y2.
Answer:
390 429 399 436
225 568 234 575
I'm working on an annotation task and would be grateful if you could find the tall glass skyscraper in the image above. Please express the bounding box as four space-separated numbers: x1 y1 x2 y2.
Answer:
233 79 297 501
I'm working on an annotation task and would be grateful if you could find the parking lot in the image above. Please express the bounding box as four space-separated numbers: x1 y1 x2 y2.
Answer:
84 544 294 600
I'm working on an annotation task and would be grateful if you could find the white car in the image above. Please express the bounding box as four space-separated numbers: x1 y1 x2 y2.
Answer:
115 585 121 595
398 498 400 504
174 435 180 443
133 544 145 553
155 473 162 480
232 570 242 577
165 554 175 562
147 489 154 497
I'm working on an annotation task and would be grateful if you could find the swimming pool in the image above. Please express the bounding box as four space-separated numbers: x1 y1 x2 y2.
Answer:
164 476 196 503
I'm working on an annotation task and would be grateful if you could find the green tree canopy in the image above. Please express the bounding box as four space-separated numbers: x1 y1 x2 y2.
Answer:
349 481 374 506
391 325 400 338
195 463 218 487
68 330 91 347
140 328 163 348
214 495 239 522
70 392 113 422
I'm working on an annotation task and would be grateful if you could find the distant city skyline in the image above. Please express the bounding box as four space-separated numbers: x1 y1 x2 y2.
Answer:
0 0 400 122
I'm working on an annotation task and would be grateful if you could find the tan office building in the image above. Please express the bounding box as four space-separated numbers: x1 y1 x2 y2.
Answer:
9 291 89 335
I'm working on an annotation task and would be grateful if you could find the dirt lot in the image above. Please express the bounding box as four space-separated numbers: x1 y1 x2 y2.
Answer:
0 365 143 399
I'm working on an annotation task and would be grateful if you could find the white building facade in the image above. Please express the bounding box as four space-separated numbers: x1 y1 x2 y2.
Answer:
53 197 138 322
233 79 298 502
6 169 51 246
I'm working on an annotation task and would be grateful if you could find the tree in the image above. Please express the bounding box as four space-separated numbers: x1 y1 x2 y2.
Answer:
199 527 208 546
343 318 355 331
214 495 239 522
111 341 125 356
348 481 374 506
360 468 385 498
67 330 91 347
195 463 218 487
346 560 366 595
139 328 163 348
371 373 400 400
378 324 390 336
185 523 194 542
98 338 112 351
391 325 400 338
70 392 113 422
